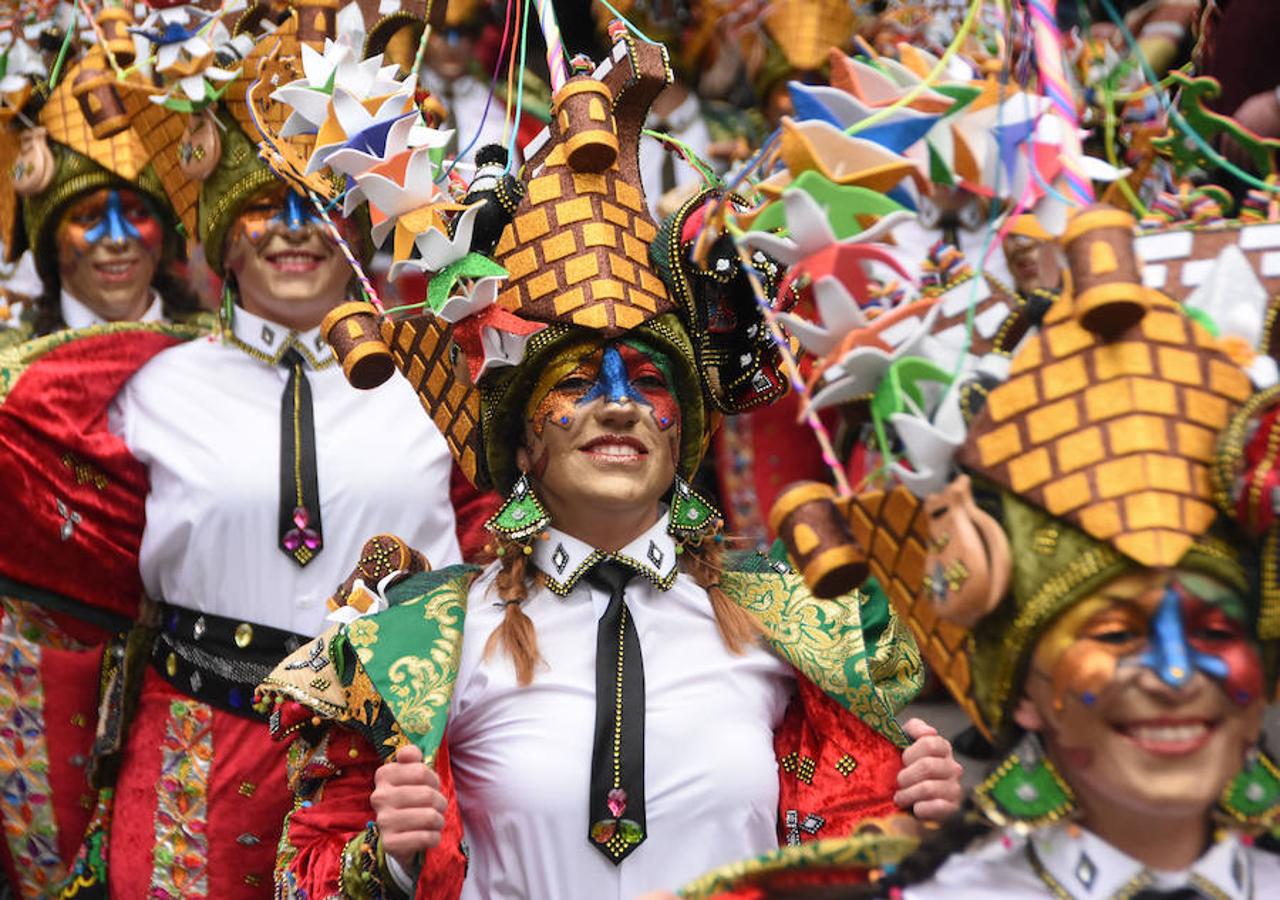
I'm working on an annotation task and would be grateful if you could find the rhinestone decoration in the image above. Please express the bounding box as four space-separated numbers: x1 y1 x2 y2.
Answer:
800 813 826 835
646 541 664 567
552 544 569 573
1075 852 1097 890
1015 782 1040 803
192 616 207 641
56 498 82 542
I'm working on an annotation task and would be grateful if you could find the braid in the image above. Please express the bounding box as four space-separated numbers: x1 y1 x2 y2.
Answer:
483 535 542 685
680 538 760 655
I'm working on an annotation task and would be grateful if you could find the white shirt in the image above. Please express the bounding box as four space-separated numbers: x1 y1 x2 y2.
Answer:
908 823 1280 899
441 514 795 899
640 90 714 217
108 306 462 636
61 288 164 329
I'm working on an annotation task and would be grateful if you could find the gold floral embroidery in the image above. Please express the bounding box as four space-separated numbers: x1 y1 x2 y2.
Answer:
346 618 379 665
380 590 464 740
725 571 911 746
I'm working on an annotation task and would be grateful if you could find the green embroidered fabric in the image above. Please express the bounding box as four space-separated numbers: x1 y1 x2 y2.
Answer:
722 570 920 748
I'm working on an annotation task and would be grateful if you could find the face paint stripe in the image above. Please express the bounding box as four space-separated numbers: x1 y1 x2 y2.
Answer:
1138 585 1195 688
83 190 142 245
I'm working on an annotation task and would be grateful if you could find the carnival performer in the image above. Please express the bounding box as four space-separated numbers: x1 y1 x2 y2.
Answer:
669 205 1280 899
0 30 212 894
2 62 202 342
0 2 492 894
260 21 964 900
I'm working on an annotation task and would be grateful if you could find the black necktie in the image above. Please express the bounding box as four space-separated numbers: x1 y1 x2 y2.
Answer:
585 561 646 864
278 347 323 567
1132 890 1204 900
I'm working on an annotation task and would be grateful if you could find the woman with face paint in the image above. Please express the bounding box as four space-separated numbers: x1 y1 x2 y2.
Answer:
84 93 498 900
14 140 202 338
0 9 495 893
262 30 962 900
672 207 1280 899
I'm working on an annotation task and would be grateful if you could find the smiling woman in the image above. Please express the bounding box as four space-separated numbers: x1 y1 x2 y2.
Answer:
261 24 962 900
19 142 201 337
689 206 1280 900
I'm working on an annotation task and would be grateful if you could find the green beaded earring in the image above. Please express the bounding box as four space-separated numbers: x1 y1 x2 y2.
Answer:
667 477 720 551
1218 748 1280 830
485 472 550 543
974 733 1077 828
219 277 235 337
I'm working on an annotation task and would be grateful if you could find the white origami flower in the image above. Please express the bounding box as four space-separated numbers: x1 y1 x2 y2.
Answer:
0 39 44 94
1184 241 1280 389
355 143 454 247
387 204 482 277
740 189 912 267
142 10 253 109
272 40 404 138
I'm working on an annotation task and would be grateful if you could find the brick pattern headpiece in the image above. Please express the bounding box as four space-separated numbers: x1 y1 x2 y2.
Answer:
957 205 1253 568
4 32 190 263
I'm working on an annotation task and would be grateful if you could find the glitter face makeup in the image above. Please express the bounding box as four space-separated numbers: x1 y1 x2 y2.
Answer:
1020 569 1266 825
1033 574 1263 712
224 183 358 332
56 188 164 322
228 185 333 248
529 343 681 437
519 339 683 538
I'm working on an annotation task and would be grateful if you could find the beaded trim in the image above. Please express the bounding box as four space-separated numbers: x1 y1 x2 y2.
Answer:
223 332 337 370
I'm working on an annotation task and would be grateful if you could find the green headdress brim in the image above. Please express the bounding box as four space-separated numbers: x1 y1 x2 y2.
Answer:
197 109 278 277
22 142 176 283
480 312 707 494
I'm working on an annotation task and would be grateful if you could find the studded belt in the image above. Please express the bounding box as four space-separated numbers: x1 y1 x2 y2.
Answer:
151 604 307 719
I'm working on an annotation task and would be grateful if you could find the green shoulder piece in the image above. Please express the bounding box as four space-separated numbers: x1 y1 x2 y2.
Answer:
386 564 482 606
677 831 919 899
338 568 478 763
0 319 210 403
860 577 926 715
724 569 920 747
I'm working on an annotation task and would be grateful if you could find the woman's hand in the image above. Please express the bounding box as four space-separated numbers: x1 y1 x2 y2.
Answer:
893 718 964 822
372 744 448 873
